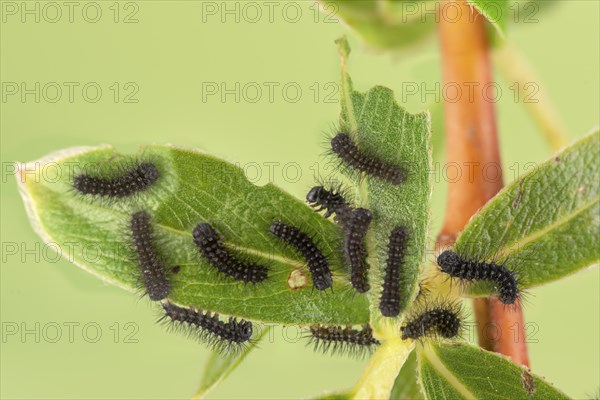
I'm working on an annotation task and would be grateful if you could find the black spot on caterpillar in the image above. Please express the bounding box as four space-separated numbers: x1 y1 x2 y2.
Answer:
401 301 463 341
308 324 380 358
73 161 159 198
160 302 253 353
437 250 519 305
269 221 332 291
306 184 354 226
330 132 405 185
130 211 170 301
192 222 268 284
379 226 409 317
344 208 373 293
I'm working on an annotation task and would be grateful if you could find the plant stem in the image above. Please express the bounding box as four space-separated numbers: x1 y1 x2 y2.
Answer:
352 339 414 399
494 43 568 151
437 0 529 366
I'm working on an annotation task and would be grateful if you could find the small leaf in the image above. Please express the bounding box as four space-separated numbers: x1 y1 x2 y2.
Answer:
455 129 599 294
337 36 432 321
17 145 369 325
466 0 508 37
418 342 570 399
193 326 271 399
321 1 437 50
390 350 423 400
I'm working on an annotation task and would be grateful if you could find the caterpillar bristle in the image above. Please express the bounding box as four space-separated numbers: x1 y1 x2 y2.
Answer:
160 302 253 354
437 250 520 305
269 221 332 291
330 132 405 185
192 222 268 284
307 324 380 358
130 211 170 301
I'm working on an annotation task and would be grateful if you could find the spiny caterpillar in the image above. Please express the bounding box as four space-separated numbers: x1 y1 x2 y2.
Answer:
379 226 409 317
160 302 253 352
330 132 405 185
306 184 353 226
73 161 159 198
130 211 170 301
308 324 380 358
401 302 463 340
269 221 332 291
344 208 373 293
437 250 519 304
192 223 268 284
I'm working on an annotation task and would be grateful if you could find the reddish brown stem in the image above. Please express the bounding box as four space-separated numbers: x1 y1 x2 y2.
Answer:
437 0 529 366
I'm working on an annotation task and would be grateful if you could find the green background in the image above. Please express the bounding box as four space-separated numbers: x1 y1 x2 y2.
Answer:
1 1 598 399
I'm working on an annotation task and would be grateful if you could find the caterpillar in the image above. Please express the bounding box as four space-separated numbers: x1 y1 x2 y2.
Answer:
344 208 373 293
73 161 159 198
160 302 253 353
306 184 354 226
192 223 268 284
401 301 463 341
130 211 170 301
330 132 405 185
379 226 409 317
269 221 332 291
308 324 380 358
437 250 519 305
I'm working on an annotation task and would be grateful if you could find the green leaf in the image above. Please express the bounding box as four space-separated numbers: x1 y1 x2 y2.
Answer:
418 342 570 399
321 1 557 51
17 145 369 325
455 129 600 294
466 0 508 37
320 1 437 50
319 0 507 52
193 326 271 399
337 36 432 322
390 350 423 400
